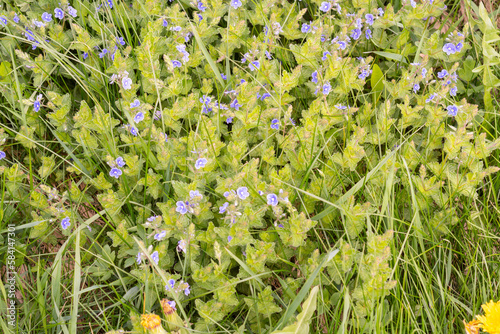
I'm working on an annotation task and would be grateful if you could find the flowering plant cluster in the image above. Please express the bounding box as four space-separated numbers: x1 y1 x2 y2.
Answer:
0 0 498 332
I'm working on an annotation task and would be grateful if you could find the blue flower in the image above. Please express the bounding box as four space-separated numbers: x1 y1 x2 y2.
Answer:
13 14 20 23
226 117 233 124
358 69 371 79
122 77 132 90
200 95 211 104
221 73 227 80
42 12 52 22
301 23 311 33
172 60 182 68
455 42 463 52
230 98 241 110
237 186 249 200
337 40 348 50
172 26 182 31
260 93 271 100
54 8 64 20
163 19 169 27
109 168 122 178
450 86 457 96
413 83 420 93
322 82 331 95
350 28 362 40
198 1 207 12
443 43 456 55
270 118 280 130
231 0 243 9
177 240 187 253
154 231 167 241
116 36 125 46
365 14 374 25
335 104 347 109
61 217 71 230
437 69 448 79
447 105 458 116
322 51 331 61
183 283 190 296
0 151 6 160
410 0 417 8
130 126 138 136
249 61 260 71
366 28 372 39
99 49 108 58
34 100 41 112
198 14 203 21
165 279 175 290
25 29 36 42
116 156 126 167
151 251 159 265
421 68 427 78
267 193 278 206
68 6 78 18
176 201 187 215
311 71 318 83
228 235 233 242
195 158 207 169
134 112 144 123
219 202 229 214
425 93 436 103
319 2 332 12
107 0 114 8
130 99 140 108
136 252 142 264
189 190 203 199
82 52 89 59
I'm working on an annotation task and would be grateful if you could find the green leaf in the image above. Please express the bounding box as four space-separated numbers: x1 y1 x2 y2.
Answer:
369 51 407 63
271 286 319 334
371 64 384 103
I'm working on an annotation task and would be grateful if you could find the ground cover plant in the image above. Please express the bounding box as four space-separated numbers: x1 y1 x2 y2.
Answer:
0 0 499 333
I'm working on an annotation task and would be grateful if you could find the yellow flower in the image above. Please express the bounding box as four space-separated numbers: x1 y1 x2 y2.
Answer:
463 319 481 334
477 300 500 334
140 313 161 330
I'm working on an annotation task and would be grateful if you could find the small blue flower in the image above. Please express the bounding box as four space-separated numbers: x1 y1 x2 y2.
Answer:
311 71 318 84
437 69 448 79
176 201 188 214
172 26 182 31
260 93 271 100
350 28 362 40
413 83 420 93
365 14 374 25
107 0 114 8
366 28 372 39
358 69 371 80
189 190 203 199
425 93 436 103
221 73 227 80
447 105 458 116
319 1 332 12
13 14 20 23
172 60 182 68
337 40 348 50
198 1 207 12
0 151 6 160
68 6 78 18
54 8 64 20
267 193 278 206
270 118 280 130
237 186 249 200
130 99 140 108
231 0 243 9
42 12 52 22
301 23 311 33
195 158 207 169
198 14 203 21
134 112 144 123
165 279 175 290
410 0 417 8
34 100 41 112
228 235 233 242
109 168 122 178
322 51 331 61
230 98 241 110
455 42 463 52
116 156 125 167
25 29 36 42
116 36 125 46
122 77 132 90
151 251 159 265
137 252 142 264
99 49 108 58
183 284 190 296
450 86 457 96
154 230 167 241
322 82 331 95
422 68 427 78
219 202 229 213
163 19 169 27
335 104 347 109
443 43 456 55
249 61 260 71
61 217 71 230
82 52 89 59
226 117 233 124
177 239 187 253
130 126 138 136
